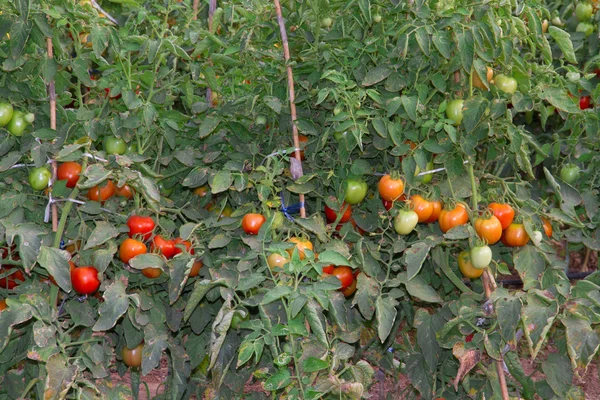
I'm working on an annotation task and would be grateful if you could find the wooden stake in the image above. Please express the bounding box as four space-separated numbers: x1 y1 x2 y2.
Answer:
483 269 510 400
46 36 58 233
205 0 217 104
273 0 306 218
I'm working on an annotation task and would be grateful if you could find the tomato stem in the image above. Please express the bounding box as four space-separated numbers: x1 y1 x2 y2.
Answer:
468 162 478 215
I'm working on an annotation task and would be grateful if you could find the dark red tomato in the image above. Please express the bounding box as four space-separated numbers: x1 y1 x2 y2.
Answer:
0 267 25 289
242 213 266 235
324 201 352 223
71 266 100 295
382 199 393 211
342 278 357 297
322 265 334 274
189 259 203 277
87 180 116 203
580 96 592 110
150 235 175 259
466 333 474 343
127 216 155 241
116 184 134 199
119 238 147 264
331 266 354 291
122 343 143 368
488 203 515 230
173 238 194 256
57 162 82 188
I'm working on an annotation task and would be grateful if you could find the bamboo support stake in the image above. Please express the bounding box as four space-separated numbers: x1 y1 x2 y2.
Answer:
483 269 510 400
205 0 217 104
273 0 306 218
46 37 58 232
192 0 200 20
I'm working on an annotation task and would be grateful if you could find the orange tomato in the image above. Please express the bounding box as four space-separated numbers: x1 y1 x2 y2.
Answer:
142 267 162 278
286 237 313 260
409 195 433 223
438 203 469 233
116 184 134 199
378 175 405 201
542 218 553 237
194 185 209 197
488 203 515 230
0 298 6 311
457 250 483 279
424 199 443 223
242 213 266 235
119 238 147 264
189 259 203 277
474 215 503 245
87 180 116 203
501 223 529 247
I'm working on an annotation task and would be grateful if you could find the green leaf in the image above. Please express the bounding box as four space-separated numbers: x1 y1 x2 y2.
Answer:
521 290 559 358
539 86 580 114
262 285 293 305
303 357 329 373
432 30 451 59
548 27 577 64
462 97 487 133
317 250 349 266
263 369 291 391
404 241 433 281
414 309 443 372
513 246 545 290
37 247 72 293
210 170 233 194
563 315 600 372
405 276 442 303
457 30 474 72
415 27 430 55
264 96 282 114
494 290 522 342
210 53 242 67
541 353 573 397
183 279 228 321
401 95 418 122
376 295 398 342
405 353 433 398
353 274 379 320
199 116 220 138
84 221 119 250
361 65 392 87
92 281 131 331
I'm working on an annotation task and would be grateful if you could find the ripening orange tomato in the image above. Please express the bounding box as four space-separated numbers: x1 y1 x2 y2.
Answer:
142 267 162 278
116 184 134 199
378 175 405 201
286 237 313 260
119 238 147 264
87 180 116 203
542 218 553 237
409 195 433 223
424 199 443 223
501 223 529 247
189 259 203 277
488 203 515 230
438 203 469 233
474 215 503 245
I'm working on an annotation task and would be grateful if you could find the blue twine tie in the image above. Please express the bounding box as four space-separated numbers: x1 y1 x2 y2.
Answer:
280 192 303 221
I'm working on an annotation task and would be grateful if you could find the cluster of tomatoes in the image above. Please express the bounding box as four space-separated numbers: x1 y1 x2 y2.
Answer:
0 101 35 137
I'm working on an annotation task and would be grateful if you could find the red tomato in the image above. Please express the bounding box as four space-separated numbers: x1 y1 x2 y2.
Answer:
382 199 393 211
57 162 82 188
173 238 195 256
474 215 503 245
242 213 266 235
580 96 592 110
150 235 175 259
488 203 515 230
410 195 434 223
189 259 203 277
424 200 443 223
127 216 155 241
501 223 529 247
331 266 355 291
342 277 357 297
116 184 134 199
71 266 100 295
87 180 116 203
324 201 352 223
119 238 147 264
438 203 469 233
142 267 162 278
322 265 334 274
0 298 6 311
542 218 553 237
378 175 405 201
0 267 25 289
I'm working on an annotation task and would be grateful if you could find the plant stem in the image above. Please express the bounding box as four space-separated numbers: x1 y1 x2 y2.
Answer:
53 188 80 248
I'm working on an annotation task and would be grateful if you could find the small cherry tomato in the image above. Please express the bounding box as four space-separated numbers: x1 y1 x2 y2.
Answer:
122 343 143 368
345 179 368 204
286 237 313 260
324 201 352 223
542 218 553 237
57 162 82 189
150 235 175 259
394 209 419 235
116 184 134 199
424 199 443 223
173 238 194 256
580 96 592 110
457 251 483 279
119 238 147 264
378 175 405 201
409 195 433 223
267 253 288 270
488 203 515 230
242 213 266 235
501 223 529 247
127 216 155 241
331 266 354 291
470 245 493 269
71 266 100 295
87 180 116 203
438 203 469 233
474 215 503 245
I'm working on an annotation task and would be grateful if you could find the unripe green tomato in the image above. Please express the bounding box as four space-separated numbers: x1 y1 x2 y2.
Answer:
255 115 267 126
415 161 434 183
494 74 518 94
373 14 382 23
446 100 464 125
6 111 28 136
576 22 594 36
29 167 52 190
394 210 419 235
575 3 593 21
321 17 333 28
24 113 35 124
0 102 14 127
103 136 127 155
333 106 342 115
560 164 580 184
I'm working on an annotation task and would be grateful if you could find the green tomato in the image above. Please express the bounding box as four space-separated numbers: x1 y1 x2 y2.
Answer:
470 245 492 269
575 3 593 21
494 74 518 94
334 131 349 142
255 115 267 126
373 14 382 23
158 182 174 197
125 142 138 155
230 310 249 329
576 22 595 36
333 106 342 115
0 102 14 127
23 113 35 124
272 211 285 231
394 210 419 235
6 111 28 136
344 179 368 204
29 167 52 191
415 161 434 183
321 17 333 28
104 136 127 155
446 100 464 125
560 164 580 184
